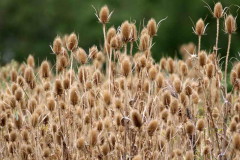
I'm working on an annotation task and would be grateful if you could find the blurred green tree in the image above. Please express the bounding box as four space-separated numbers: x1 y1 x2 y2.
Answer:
0 0 239 65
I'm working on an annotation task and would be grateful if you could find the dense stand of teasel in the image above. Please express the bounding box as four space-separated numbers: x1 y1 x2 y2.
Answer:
0 2 240 160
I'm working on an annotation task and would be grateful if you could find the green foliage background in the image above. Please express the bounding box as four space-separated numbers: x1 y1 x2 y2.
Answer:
0 0 240 65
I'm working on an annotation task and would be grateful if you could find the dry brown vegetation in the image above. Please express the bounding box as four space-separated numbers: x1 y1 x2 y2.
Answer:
1 2 240 160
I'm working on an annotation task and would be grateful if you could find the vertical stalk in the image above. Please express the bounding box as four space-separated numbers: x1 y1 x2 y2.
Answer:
225 34 231 96
215 18 220 56
198 35 201 54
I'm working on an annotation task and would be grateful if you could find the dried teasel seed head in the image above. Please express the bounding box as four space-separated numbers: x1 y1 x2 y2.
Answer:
233 133 240 151
147 18 157 37
225 15 236 34
130 23 138 42
121 58 131 77
195 18 205 36
107 27 116 44
156 73 164 89
147 120 158 136
54 79 63 96
230 121 237 133
67 32 78 51
185 121 195 136
47 98 55 112
149 66 157 81
121 21 131 42
27 54 35 68
52 36 62 55
214 2 223 18
131 110 143 128
162 91 171 107
15 88 23 101
103 90 111 105
89 45 98 59
185 150 194 160
40 61 51 79
74 47 87 64
24 67 34 85
196 118 205 132
101 143 110 156
89 129 98 147
139 33 150 51
14 114 22 130
11 70 18 83
99 5 110 24
10 131 17 142
31 113 39 128
170 99 179 115
199 51 207 67
76 137 85 150
206 63 215 79
70 87 78 106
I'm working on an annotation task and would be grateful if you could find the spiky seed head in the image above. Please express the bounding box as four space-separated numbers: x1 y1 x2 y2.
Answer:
139 33 150 51
89 129 98 147
185 150 194 160
233 133 240 151
230 120 237 132
14 114 22 130
121 58 131 77
170 99 179 115
101 143 110 156
180 63 188 77
203 145 210 155
10 131 17 142
185 121 195 136
76 137 85 150
89 45 98 59
195 18 205 36
99 5 110 24
161 109 169 123
53 36 62 55
103 90 111 105
40 61 50 79
156 73 164 89
131 110 143 128
173 78 182 93
147 120 158 136
70 87 78 106
121 21 131 42
74 47 87 64
107 27 116 44
21 129 29 143
43 148 50 158
47 98 55 112
225 15 236 34
149 66 157 81
67 32 78 51
54 79 63 96
214 2 223 18
31 113 39 128
206 63 214 79
130 23 138 42
27 54 35 68
24 67 34 85
15 88 23 101
167 58 174 73
196 119 205 132
163 91 171 107
147 18 157 37
0 113 7 127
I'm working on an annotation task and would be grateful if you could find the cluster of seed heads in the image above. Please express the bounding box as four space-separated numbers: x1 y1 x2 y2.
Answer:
1 2 240 160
